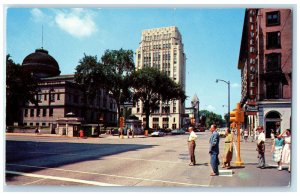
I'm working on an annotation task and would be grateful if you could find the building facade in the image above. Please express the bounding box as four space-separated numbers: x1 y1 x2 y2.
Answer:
132 26 186 130
21 48 117 135
238 9 292 137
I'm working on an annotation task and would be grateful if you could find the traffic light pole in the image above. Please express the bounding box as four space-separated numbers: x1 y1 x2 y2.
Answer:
230 103 244 166
235 122 243 166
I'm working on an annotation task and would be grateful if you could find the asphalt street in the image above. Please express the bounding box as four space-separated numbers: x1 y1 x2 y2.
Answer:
5 131 292 191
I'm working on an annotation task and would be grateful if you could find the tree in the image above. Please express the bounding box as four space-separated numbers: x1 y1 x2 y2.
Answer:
74 49 135 126
130 67 186 130
199 110 225 128
101 49 135 125
6 55 39 126
74 54 105 122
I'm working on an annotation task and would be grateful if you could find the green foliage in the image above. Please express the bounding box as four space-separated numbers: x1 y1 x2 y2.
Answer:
74 49 135 126
6 55 39 125
130 67 186 130
199 110 225 128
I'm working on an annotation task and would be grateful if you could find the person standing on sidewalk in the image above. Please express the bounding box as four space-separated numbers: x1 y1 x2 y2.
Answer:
209 124 220 176
281 129 291 172
256 126 266 169
187 127 197 166
243 129 249 142
221 128 233 169
271 132 284 170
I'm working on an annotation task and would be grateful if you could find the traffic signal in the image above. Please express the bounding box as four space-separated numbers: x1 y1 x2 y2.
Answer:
119 117 125 128
229 103 245 124
230 109 240 123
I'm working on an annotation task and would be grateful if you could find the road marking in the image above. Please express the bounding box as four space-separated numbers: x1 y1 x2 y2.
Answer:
6 171 121 186
7 164 209 187
218 170 233 177
22 178 46 186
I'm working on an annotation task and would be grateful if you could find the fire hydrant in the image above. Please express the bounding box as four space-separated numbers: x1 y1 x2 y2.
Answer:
79 130 84 138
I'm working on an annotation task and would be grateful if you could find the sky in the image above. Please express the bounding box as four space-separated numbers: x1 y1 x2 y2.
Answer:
6 7 245 118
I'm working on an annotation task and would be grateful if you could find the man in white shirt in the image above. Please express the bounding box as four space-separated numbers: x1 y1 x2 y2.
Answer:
188 127 197 166
257 126 266 169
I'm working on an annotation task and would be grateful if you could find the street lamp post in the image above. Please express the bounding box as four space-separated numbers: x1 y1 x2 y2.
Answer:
216 79 230 128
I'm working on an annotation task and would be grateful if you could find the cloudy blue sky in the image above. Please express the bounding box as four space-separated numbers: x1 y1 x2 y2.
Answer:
6 7 245 117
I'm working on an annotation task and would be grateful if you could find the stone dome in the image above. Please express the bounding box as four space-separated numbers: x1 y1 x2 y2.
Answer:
22 48 61 78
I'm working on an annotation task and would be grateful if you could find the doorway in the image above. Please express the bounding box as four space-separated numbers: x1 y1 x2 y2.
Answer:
265 111 281 138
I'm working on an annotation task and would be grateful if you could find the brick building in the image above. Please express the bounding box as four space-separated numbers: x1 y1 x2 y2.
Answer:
21 48 117 135
238 9 292 137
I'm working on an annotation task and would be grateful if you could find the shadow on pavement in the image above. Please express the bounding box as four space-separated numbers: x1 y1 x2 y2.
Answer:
5 140 157 182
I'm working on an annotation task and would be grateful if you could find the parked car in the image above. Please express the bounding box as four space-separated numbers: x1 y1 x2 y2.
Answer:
151 130 165 137
171 129 186 135
217 128 226 138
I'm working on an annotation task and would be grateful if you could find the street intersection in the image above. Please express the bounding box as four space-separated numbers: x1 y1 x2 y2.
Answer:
5 131 291 190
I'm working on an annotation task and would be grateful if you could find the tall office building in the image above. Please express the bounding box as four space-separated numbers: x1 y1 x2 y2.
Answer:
132 26 186 130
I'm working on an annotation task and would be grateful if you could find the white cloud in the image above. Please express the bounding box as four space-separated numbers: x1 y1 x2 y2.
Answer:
231 83 240 88
206 105 216 111
54 9 98 38
31 8 47 22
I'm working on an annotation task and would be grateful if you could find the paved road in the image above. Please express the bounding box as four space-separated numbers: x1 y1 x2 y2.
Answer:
5 132 291 190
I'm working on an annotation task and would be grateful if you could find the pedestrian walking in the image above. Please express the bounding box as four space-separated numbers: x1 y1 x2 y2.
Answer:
256 126 266 169
280 129 291 172
118 127 123 138
35 126 39 134
127 128 131 138
209 124 220 176
187 126 197 166
275 122 281 135
221 128 233 169
271 132 284 170
270 129 275 141
243 129 249 142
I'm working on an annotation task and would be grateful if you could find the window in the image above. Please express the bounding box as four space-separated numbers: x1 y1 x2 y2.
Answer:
266 31 281 49
42 123 46 126
30 109 34 117
49 108 53 117
172 124 177 130
37 94 42 102
173 107 177 113
266 82 280 99
266 11 280 26
163 118 169 122
43 109 47 117
24 109 28 117
44 94 47 100
153 118 159 122
266 53 281 72
57 93 60 100
37 108 40 117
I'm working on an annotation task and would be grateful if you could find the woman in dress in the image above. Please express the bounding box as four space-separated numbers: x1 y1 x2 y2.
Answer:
281 129 291 172
271 132 284 170
221 128 233 169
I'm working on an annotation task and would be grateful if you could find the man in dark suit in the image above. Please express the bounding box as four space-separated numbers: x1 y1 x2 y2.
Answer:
209 124 220 176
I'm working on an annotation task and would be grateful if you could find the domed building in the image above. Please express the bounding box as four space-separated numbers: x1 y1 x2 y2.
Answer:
21 48 117 136
22 48 61 78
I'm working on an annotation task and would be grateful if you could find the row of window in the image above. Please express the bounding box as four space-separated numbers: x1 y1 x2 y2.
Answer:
24 108 53 117
144 33 172 41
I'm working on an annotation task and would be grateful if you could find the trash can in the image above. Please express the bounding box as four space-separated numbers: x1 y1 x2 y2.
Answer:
145 130 148 137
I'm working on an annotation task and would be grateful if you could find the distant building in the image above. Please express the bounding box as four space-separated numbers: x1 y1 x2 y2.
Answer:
132 26 186 130
238 9 292 137
20 48 117 135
